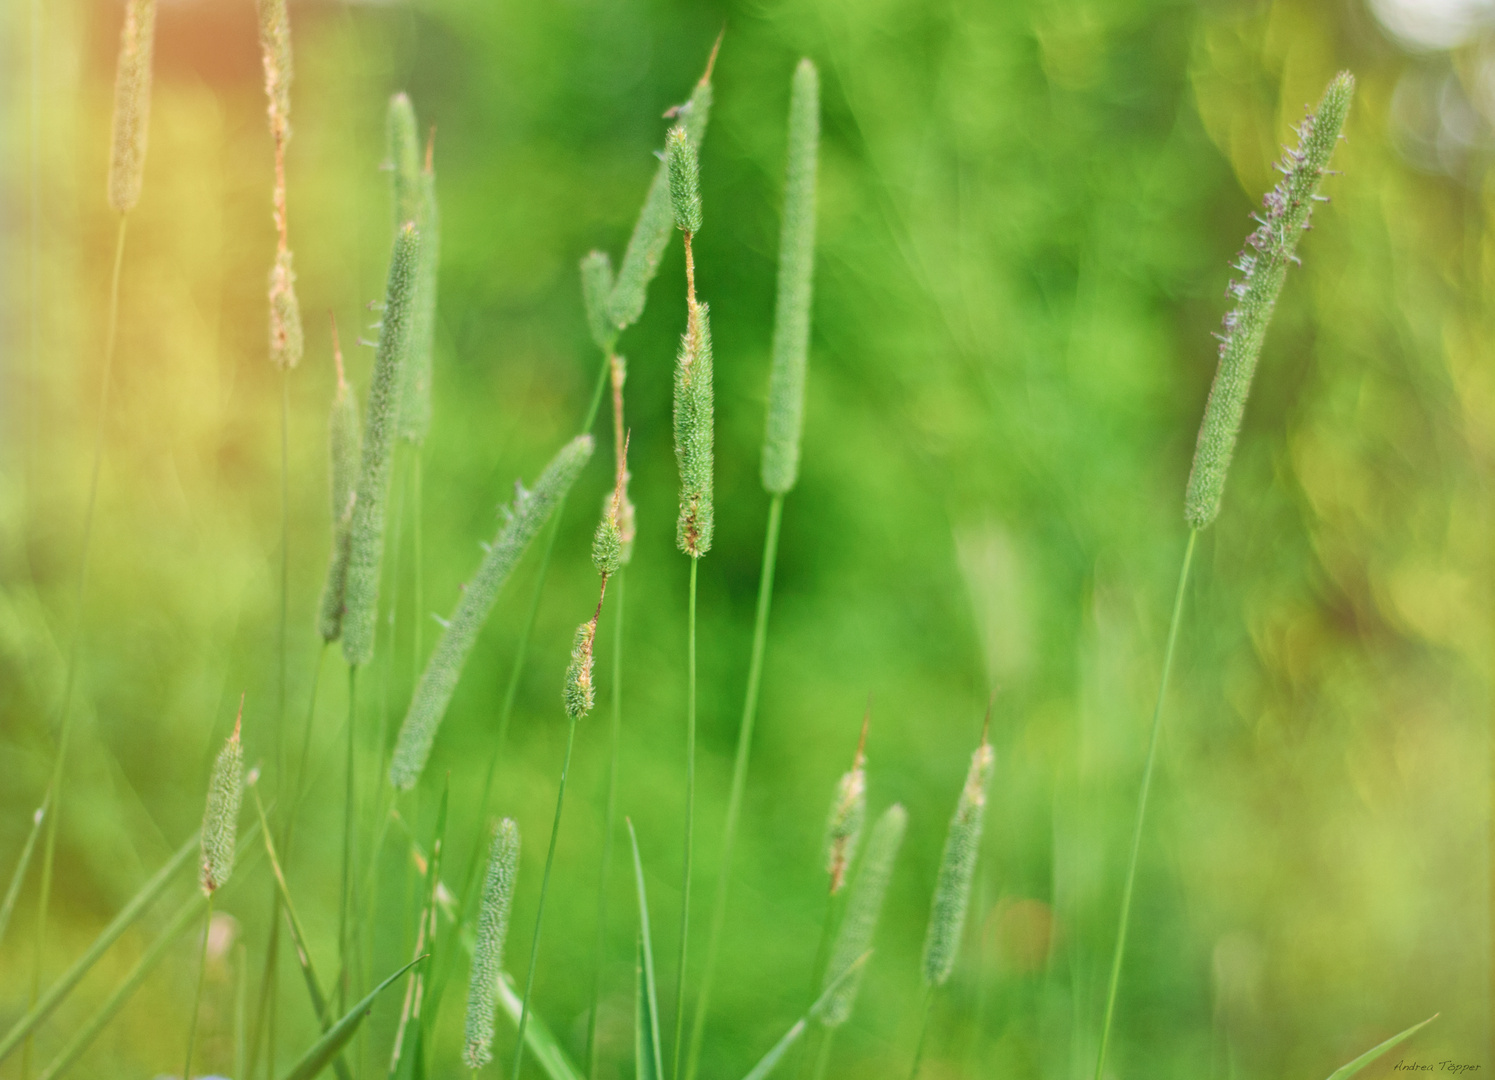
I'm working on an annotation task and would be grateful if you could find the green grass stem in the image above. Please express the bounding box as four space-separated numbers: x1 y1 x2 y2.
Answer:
906 989 933 1080
340 665 358 1011
1092 528 1196 1080
670 555 700 1080
182 896 214 1080
0 802 47 950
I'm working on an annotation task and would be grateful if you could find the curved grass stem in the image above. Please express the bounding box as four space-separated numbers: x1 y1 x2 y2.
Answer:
1092 528 1197 1080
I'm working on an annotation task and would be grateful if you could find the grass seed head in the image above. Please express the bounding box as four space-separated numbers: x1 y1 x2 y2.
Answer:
761 58 820 495
342 223 421 666
824 709 870 894
822 803 908 1027
387 94 421 228
390 435 594 788
921 736 995 986
582 250 619 354
563 620 598 720
667 126 703 235
400 129 440 444
200 701 245 896
107 0 158 213
318 320 361 641
268 249 304 369
673 301 715 557
610 356 636 564
1184 71 1353 530
256 0 293 143
464 818 519 1070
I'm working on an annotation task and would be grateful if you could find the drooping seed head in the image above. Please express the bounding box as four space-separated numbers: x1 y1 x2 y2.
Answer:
464 817 519 1070
342 223 421 667
921 737 995 986
200 700 246 895
581 250 618 354
389 435 594 789
761 58 820 496
108 0 158 213
1184 71 1354 530
318 319 361 641
268 249 304 370
667 126 703 235
256 0 293 143
821 803 907 1027
387 93 421 229
563 621 597 721
673 301 715 557
824 710 870 894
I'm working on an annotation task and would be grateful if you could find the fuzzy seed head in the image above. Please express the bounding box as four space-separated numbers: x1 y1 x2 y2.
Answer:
256 0 293 143
268 249 304 369
610 356 637 564
564 621 598 720
390 435 594 789
387 94 421 229
593 514 623 578
673 301 715 556
464 818 519 1070
400 134 440 444
108 0 158 213
921 740 995 986
318 331 362 642
821 803 907 1027
824 757 867 895
200 709 245 895
667 126 703 235
582 250 618 354
1184 71 1353 530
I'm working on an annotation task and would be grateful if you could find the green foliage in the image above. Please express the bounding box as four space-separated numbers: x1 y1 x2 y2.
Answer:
1323 1014 1438 1080
279 958 424 1080
628 820 664 1080
107 0 155 213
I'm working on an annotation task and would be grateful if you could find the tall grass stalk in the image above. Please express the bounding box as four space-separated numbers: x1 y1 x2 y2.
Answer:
0 803 46 949
1092 72 1352 1080
182 896 214 1080
687 60 817 1080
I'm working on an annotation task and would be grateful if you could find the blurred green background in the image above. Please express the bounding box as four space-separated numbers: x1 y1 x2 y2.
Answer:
0 0 1489 1076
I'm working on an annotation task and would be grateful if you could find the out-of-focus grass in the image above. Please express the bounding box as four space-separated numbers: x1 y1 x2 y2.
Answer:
0 0 1486 1077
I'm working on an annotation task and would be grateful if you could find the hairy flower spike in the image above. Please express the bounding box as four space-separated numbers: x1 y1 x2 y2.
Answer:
1183 71 1354 530
667 127 703 235
564 621 598 720
821 804 907 1027
921 737 995 986
387 94 421 229
610 355 636 564
342 224 421 667
200 701 245 895
824 710 870 894
399 121 440 443
318 319 361 641
582 251 618 354
761 59 820 495
673 300 715 556
256 0 292 141
390 436 594 788
268 249 304 370
108 0 157 213
464 818 519 1070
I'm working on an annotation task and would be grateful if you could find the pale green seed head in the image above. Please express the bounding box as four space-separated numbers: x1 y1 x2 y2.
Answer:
268 249 303 370
318 332 361 642
342 224 421 667
200 708 245 895
464 818 519 1070
667 126 703 235
389 435 594 789
256 0 292 141
108 0 158 213
821 803 907 1027
387 93 421 229
673 301 715 556
921 740 995 986
1184 71 1353 530
564 621 597 721
593 513 623 577
400 140 439 443
581 250 618 354
823 759 866 895
761 58 820 495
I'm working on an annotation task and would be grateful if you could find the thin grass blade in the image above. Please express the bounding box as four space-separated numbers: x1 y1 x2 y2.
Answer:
0 803 46 949
494 969 585 1080
278 956 424 1080
1324 1014 1438 1080
737 954 869 1080
626 819 663 1080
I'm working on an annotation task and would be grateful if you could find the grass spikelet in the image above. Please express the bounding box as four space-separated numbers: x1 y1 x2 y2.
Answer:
821 803 907 1027
823 710 869 895
921 733 994 987
464 818 519 1070
256 0 292 138
341 222 420 667
667 127 703 235
200 699 246 896
582 251 618 354
107 0 157 213
673 300 714 557
607 43 717 331
402 125 440 443
388 94 421 228
318 318 361 642
389 434 594 789
269 249 304 370
563 622 597 721
259 0 301 369
610 356 636 563
1183 71 1353 530
761 58 820 495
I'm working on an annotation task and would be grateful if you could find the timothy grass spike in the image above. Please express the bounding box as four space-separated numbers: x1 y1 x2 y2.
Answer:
667 127 703 235
821 803 907 1027
673 301 714 557
823 709 869 895
921 732 995 986
761 58 820 495
318 317 361 642
388 94 421 229
610 356 636 563
342 222 420 666
564 622 598 721
402 125 440 443
107 0 157 213
259 0 301 369
465 818 520 1070
389 434 594 789
200 699 246 895
1183 71 1353 529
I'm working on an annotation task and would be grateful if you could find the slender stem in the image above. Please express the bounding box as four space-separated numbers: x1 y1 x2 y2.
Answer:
671 557 700 1080
684 492 783 1080
234 942 248 1080
26 213 129 1080
340 665 359 1012
285 642 329 853
183 895 215 1080
808 1027 836 1080
510 714 580 1080
1092 529 1197 1080
279 368 290 791
791 893 840 1080
907 989 934 1080
413 448 424 692
585 569 626 1079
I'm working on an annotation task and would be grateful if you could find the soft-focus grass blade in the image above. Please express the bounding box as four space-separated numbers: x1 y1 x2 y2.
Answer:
1324 1015 1438 1080
0 827 200 1063
0 802 46 948
738 954 869 1080
279 956 423 1080
388 778 449 1079
627 819 663 1080
495 970 585 1080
